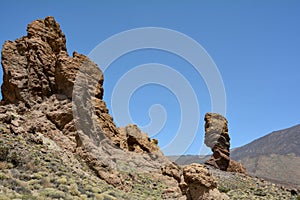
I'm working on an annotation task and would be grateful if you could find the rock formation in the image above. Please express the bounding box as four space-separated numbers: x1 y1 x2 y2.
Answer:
182 164 229 200
204 113 230 170
204 113 246 174
0 16 229 199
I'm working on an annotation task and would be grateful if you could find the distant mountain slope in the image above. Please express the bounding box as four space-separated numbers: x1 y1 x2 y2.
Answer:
231 124 300 188
168 155 210 165
231 124 300 159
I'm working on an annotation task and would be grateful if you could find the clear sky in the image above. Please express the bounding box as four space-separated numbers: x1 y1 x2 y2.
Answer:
0 0 300 155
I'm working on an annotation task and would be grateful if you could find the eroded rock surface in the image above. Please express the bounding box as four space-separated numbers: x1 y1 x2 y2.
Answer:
183 164 229 200
204 113 231 170
227 159 247 174
204 113 246 174
0 16 230 199
2 16 67 106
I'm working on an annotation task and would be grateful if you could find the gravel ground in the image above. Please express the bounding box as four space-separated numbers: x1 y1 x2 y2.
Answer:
207 165 299 200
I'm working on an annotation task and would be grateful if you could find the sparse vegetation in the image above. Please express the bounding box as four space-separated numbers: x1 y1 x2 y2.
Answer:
209 166 296 200
0 128 171 199
218 186 230 193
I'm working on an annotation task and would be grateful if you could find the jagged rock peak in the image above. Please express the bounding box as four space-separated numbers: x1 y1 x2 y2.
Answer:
1 16 92 107
26 16 67 53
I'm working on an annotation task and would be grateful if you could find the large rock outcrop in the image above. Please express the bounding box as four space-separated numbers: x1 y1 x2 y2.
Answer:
0 16 229 199
204 113 230 170
1 16 160 155
2 16 67 106
204 113 246 174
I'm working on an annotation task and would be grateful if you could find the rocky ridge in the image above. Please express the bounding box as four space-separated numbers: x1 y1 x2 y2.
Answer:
0 16 228 199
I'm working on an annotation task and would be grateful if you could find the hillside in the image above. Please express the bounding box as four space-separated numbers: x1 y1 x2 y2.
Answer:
231 124 300 188
231 124 300 158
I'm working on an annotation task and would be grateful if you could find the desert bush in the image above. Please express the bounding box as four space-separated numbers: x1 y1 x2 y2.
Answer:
254 188 267 196
218 186 230 193
0 144 9 161
41 188 66 198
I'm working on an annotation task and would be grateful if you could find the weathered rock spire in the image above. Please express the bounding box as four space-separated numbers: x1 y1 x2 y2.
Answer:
204 113 246 174
204 113 230 170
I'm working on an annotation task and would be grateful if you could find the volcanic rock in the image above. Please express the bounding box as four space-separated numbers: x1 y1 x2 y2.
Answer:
0 16 230 199
118 124 162 154
204 113 246 174
182 164 229 200
204 113 230 170
2 16 66 106
227 159 247 174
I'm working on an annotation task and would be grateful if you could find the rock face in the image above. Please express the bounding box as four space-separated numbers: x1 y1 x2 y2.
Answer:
204 113 231 170
2 16 67 106
204 113 246 174
118 124 162 154
1 16 161 156
182 164 229 200
0 17 228 199
227 159 247 174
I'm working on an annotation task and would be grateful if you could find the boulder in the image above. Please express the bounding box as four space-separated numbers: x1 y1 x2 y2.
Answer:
183 164 229 200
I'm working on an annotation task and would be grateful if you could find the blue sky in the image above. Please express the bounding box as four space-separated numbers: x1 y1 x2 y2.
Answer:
0 1 300 155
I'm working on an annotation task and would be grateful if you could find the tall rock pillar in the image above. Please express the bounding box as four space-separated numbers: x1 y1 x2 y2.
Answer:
204 113 230 170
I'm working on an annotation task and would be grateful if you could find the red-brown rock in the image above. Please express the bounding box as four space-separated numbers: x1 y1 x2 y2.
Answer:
204 113 246 174
204 113 231 170
227 159 247 174
183 164 229 200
